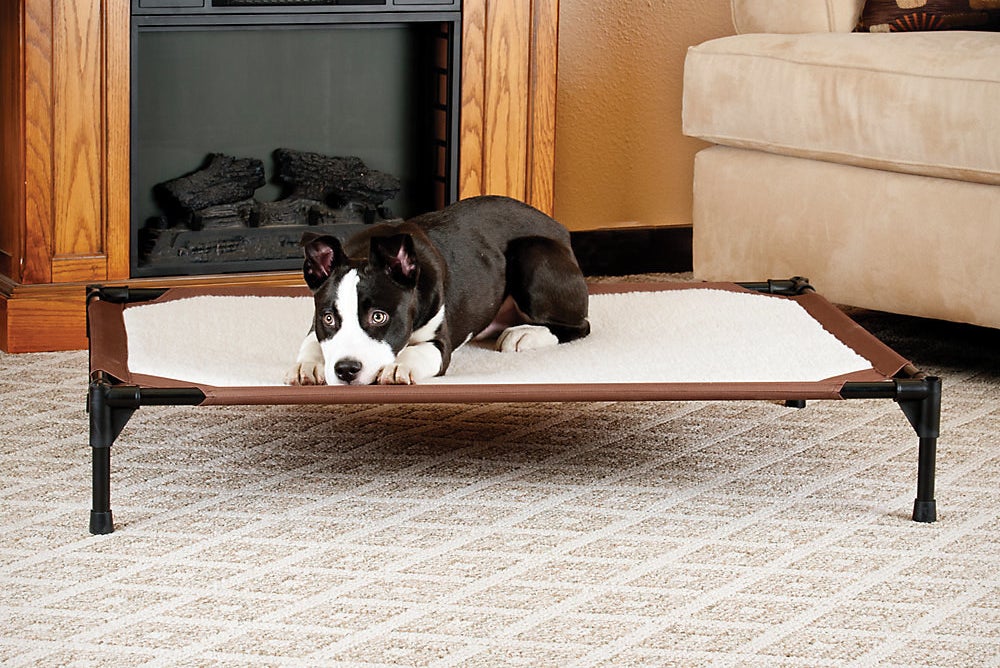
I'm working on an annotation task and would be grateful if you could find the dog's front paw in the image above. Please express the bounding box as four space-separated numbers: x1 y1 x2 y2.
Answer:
376 363 416 385
497 325 559 352
376 343 442 385
284 361 326 386
285 334 326 386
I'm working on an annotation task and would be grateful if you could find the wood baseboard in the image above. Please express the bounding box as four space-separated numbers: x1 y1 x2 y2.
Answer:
2 283 91 353
1 272 305 353
1 226 694 353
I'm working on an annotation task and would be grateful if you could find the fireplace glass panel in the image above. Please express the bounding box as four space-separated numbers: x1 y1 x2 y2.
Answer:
131 13 458 278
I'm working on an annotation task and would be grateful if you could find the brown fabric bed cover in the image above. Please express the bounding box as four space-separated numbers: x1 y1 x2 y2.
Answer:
85 279 941 533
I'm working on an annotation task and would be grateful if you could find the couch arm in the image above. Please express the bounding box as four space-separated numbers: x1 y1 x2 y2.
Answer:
732 0 866 33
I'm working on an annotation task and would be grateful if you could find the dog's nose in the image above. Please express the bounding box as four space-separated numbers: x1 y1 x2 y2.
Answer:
334 358 363 383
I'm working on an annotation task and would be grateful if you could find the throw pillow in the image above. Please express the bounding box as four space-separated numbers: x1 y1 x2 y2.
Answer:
856 0 1000 32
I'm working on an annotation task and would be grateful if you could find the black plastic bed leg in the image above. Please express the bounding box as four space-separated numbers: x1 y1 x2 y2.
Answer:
88 380 138 535
912 435 938 523
90 444 113 535
896 376 941 523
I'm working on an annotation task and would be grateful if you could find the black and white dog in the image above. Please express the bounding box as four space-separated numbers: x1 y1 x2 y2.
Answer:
285 195 591 386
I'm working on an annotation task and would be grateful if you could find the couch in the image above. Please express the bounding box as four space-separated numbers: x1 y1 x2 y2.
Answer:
682 0 1000 328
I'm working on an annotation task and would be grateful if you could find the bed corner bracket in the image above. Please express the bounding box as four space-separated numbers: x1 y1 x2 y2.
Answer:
739 276 815 296
87 378 208 534
87 285 170 305
840 375 941 523
896 375 941 523
88 378 140 535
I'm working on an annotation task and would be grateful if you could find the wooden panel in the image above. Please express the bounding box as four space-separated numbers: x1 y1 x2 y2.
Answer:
527 0 559 213
22 0 54 285
459 0 487 201
105 0 131 280
51 255 107 283
458 0 558 214
2 284 89 353
0 1 24 282
483 1 530 200
52 0 105 273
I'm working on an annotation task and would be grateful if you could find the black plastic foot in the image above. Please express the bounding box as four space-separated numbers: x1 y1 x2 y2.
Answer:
912 499 937 523
89 510 114 535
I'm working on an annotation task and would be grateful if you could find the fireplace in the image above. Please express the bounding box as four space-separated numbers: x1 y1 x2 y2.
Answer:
130 1 461 278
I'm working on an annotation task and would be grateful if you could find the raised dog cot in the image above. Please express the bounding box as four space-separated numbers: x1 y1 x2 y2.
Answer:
85 279 940 534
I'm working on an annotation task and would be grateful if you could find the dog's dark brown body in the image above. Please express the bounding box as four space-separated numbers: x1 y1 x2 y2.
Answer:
286 195 591 386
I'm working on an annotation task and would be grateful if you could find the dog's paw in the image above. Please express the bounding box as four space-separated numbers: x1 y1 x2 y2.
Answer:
496 325 559 352
284 361 326 386
286 335 326 385
376 363 416 385
376 343 441 384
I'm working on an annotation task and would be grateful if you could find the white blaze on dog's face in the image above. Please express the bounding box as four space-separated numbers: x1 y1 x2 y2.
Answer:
316 269 398 385
304 233 424 385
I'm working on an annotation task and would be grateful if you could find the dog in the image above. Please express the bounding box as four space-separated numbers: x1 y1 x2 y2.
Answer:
284 195 591 386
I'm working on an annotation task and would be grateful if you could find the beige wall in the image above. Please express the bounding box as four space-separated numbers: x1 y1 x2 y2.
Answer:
554 1 735 231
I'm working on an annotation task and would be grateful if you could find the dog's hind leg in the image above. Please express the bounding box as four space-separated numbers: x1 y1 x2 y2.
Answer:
498 237 591 352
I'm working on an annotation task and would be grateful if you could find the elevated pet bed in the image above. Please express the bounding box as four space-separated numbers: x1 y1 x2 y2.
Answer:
86 279 941 534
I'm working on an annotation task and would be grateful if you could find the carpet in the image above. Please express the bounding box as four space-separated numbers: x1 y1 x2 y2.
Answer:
2 283 999 666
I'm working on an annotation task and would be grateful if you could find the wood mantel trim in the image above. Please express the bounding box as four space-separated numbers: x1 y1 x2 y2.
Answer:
460 0 559 213
105 0 131 280
2 0 560 352
22 0 55 285
527 0 559 213
0 1 26 284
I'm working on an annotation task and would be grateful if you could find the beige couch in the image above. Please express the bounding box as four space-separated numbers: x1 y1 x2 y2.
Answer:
683 0 1000 328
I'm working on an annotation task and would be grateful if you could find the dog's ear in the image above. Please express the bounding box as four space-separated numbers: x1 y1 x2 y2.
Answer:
370 234 419 288
301 233 346 290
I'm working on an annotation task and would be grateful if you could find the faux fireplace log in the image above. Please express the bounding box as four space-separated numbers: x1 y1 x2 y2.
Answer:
152 149 401 228
157 153 265 215
274 149 400 210
139 149 402 273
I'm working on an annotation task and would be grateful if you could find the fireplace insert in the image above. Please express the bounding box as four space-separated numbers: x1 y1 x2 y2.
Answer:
130 0 461 277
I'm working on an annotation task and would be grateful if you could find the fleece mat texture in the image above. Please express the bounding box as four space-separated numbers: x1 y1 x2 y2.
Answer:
120 289 873 387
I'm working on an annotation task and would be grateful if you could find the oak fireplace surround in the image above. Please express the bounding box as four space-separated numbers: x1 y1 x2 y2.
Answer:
0 0 559 352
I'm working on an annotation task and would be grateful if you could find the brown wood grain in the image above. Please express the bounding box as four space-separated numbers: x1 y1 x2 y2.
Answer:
459 0 487 202
2 285 89 353
50 254 107 283
459 0 557 215
0 1 24 283
53 0 104 268
104 0 131 280
527 0 559 213
484 1 530 201
22 0 54 285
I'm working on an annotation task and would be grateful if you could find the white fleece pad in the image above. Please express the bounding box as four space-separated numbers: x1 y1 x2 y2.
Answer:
122 290 873 387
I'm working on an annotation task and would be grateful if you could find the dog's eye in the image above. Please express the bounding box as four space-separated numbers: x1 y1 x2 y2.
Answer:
369 309 389 326
322 310 336 327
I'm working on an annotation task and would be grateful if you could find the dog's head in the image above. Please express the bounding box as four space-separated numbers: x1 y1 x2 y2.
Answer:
301 232 422 385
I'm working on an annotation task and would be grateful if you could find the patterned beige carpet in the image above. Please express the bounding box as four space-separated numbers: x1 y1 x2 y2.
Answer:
2 295 998 666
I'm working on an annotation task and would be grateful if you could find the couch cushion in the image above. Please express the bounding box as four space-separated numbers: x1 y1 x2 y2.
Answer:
856 0 1000 32
683 31 1000 185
